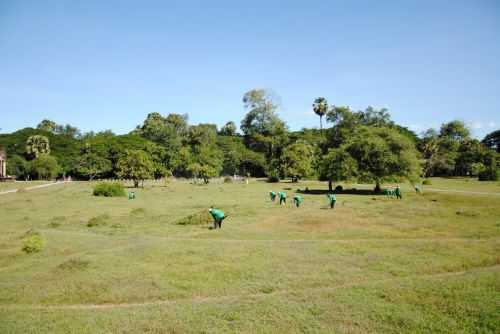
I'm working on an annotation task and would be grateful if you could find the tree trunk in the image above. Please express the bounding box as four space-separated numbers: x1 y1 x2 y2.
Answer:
134 180 139 188
374 181 381 193
328 180 332 192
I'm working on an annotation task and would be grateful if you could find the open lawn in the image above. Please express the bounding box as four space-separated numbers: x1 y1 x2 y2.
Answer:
0 178 499 333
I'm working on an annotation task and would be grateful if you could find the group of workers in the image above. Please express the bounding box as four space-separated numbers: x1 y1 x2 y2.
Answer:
209 185 408 230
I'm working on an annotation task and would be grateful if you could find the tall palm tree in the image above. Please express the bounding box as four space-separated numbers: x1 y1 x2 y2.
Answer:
313 97 328 131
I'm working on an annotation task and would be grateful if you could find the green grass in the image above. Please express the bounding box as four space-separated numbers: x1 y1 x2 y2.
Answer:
0 178 499 333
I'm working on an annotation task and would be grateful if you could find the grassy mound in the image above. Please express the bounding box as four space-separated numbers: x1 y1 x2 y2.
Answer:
176 210 213 225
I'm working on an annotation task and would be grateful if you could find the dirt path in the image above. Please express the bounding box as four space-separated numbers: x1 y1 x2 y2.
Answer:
0 181 69 196
2 264 498 311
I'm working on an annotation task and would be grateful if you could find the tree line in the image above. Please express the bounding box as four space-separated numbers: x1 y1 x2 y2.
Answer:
1 89 498 187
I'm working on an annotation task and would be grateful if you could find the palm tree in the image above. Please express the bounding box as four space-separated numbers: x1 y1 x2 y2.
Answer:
313 97 328 131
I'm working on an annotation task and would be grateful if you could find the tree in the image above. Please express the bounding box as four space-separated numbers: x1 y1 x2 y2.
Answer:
29 154 60 180
344 126 421 192
240 89 288 169
312 97 328 131
6 155 29 179
219 121 237 136
482 130 500 153
37 120 58 133
319 148 358 191
116 150 155 187
26 135 50 159
439 120 470 142
281 141 315 182
76 153 112 180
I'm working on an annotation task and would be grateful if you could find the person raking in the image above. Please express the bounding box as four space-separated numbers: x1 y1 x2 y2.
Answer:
269 191 277 202
209 207 226 229
327 192 336 209
293 194 303 208
278 191 287 205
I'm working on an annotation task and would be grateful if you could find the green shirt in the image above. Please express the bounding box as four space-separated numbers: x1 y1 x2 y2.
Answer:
294 195 303 203
327 193 336 202
210 209 225 220
279 192 286 199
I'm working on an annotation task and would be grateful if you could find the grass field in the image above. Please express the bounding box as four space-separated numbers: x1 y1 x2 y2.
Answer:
0 178 499 333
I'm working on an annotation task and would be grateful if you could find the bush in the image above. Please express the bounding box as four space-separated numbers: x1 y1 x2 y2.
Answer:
422 179 432 185
224 176 233 183
22 234 45 253
334 185 343 192
87 214 110 227
478 168 498 181
267 173 280 183
93 182 126 197
176 210 213 225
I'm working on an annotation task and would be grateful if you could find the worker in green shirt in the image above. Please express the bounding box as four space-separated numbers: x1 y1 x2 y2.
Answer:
269 191 277 202
293 194 303 208
327 193 336 209
395 185 402 199
278 191 287 205
209 207 226 229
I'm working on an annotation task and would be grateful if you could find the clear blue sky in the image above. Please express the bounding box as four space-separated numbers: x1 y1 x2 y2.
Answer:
1 0 499 138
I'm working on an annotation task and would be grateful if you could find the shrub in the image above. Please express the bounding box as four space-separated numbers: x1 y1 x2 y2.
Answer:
422 179 432 185
93 182 126 197
224 176 233 183
87 214 110 227
176 210 213 225
334 185 343 192
267 173 280 183
478 168 498 181
22 234 45 253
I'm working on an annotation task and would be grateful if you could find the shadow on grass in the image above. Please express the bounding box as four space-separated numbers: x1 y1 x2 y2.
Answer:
297 188 384 196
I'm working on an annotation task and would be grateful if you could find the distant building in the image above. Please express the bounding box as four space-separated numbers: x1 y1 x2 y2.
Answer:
0 149 6 179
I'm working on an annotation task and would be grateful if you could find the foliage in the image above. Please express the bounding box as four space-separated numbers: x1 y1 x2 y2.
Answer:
281 140 315 182
22 234 45 253
319 147 358 184
93 182 126 197
422 179 432 185
26 135 50 159
312 97 328 130
76 153 112 180
116 150 155 187
6 155 29 178
219 121 237 136
29 154 60 179
482 129 500 153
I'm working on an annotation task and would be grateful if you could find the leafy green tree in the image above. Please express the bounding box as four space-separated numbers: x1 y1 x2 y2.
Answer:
29 154 60 180
240 89 288 171
312 97 328 131
219 121 237 136
116 149 155 187
6 155 29 179
439 120 470 142
281 141 315 182
26 135 50 159
344 126 421 192
76 153 112 181
37 120 58 133
482 129 500 153
319 147 358 191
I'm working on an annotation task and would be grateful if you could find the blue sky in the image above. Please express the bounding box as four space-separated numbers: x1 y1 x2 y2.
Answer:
1 0 499 138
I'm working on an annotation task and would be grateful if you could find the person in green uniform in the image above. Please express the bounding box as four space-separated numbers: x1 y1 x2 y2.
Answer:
209 207 226 229
269 191 277 202
278 191 287 205
293 194 303 207
327 193 336 209
395 185 402 199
